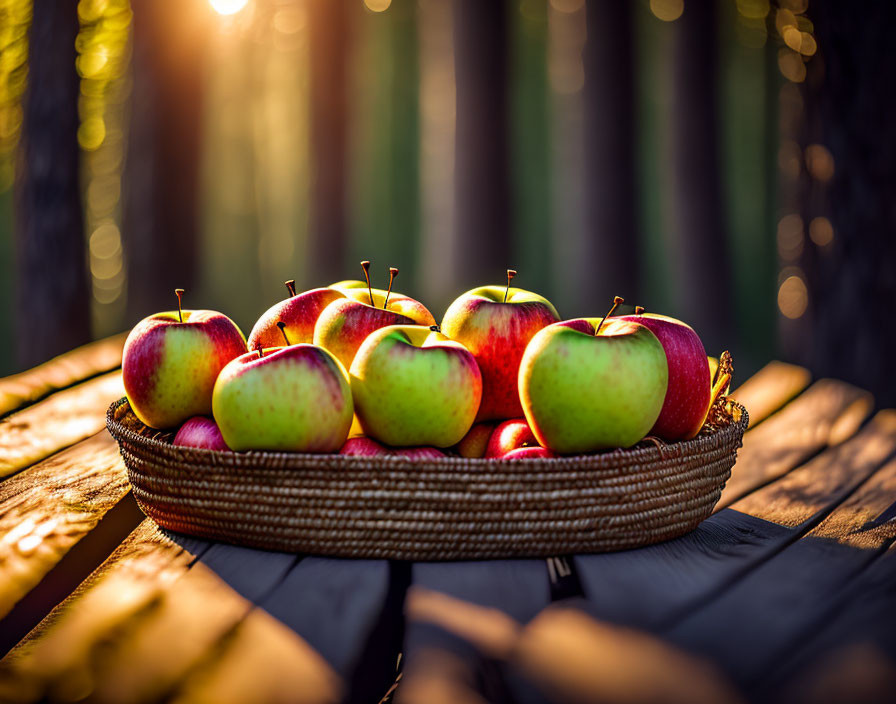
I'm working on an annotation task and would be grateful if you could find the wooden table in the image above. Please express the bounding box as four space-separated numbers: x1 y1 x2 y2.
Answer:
1 339 895 704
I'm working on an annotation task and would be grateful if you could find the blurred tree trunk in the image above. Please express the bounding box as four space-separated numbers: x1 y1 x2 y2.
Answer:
309 0 349 282
453 0 511 290
664 0 732 353
802 1 896 405
15 1 90 368
123 0 207 321
583 0 639 306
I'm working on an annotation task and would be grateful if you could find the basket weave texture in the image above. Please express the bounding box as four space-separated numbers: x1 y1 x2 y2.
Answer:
107 398 748 560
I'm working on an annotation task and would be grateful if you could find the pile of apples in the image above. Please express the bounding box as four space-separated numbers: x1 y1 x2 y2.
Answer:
121 264 726 460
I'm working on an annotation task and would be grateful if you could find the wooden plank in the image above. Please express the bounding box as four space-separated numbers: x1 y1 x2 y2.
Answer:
728 360 810 428
573 411 896 632
664 411 896 691
0 371 124 478
254 557 407 703
759 545 896 702
75 546 296 704
0 433 130 621
401 559 552 702
717 379 872 509
0 521 202 703
0 334 125 417
404 588 743 704
168 606 342 704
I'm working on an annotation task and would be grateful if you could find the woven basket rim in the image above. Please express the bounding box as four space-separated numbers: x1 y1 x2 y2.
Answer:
106 397 748 472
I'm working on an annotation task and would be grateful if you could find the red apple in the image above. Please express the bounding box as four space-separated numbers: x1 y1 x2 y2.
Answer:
455 422 496 458
617 312 712 441
502 446 556 460
247 280 344 351
314 262 434 370
330 265 436 327
484 418 538 458
173 416 230 451
441 270 560 421
339 437 446 459
122 289 247 429
314 298 416 371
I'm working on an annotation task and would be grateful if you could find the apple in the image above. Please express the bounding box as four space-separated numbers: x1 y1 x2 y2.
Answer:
455 421 496 458
330 263 436 326
397 446 448 460
247 280 344 351
339 437 447 459
173 416 230 451
212 344 353 452
484 418 538 458
616 310 712 441
502 446 556 460
122 289 247 429
349 325 482 448
315 298 417 371
315 263 435 370
519 299 668 453
441 270 560 421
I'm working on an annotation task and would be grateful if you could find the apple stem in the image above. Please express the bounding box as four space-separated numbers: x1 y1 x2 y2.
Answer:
360 260 374 307
384 267 399 309
285 280 297 297
634 305 645 315
276 321 291 346
174 289 185 323
257 348 264 359
594 295 624 335
504 269 517 303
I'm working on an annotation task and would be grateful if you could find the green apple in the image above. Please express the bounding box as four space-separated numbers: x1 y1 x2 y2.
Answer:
519 316 668 453
122 289 247 429
349 325 482 447
212 344 354 452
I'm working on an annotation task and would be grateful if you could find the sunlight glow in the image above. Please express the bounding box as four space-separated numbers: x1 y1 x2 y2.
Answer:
210 0 249 16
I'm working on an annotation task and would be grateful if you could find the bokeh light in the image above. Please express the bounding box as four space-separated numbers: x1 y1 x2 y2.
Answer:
650 0 684 23
777 214 804 261
0 0 30 193
76 0 131 332
210 0 249 16
805 143 835 182
809 217 834 247
778 274 809 319
363 0 391 13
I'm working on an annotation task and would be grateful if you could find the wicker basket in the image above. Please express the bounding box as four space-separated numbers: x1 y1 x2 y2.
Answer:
106 397 747 560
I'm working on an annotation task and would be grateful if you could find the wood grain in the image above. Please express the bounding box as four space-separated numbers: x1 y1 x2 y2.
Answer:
718 379 872 509
765 546 896 703
0 521 201 703
665 412 896 690
572 411 896 637
0 432 132 621
0 372 124 478
169 605 342 704
730 410 896 528
729 361 811 428
0 334 125 417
